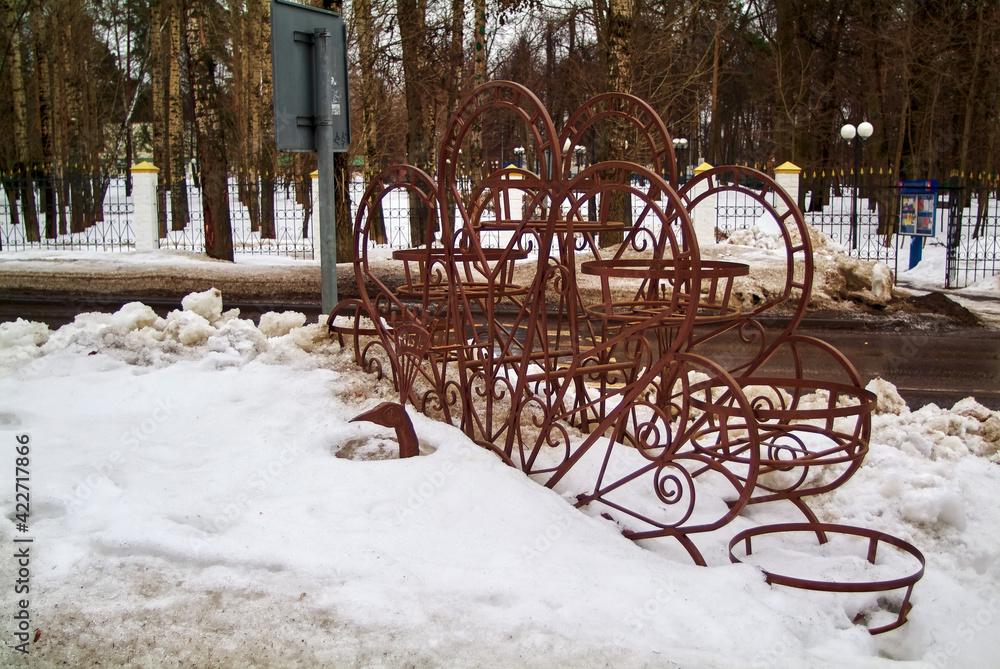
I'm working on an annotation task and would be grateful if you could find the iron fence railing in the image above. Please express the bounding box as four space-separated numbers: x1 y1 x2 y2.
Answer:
945 183 1000 289
3 168 998 290
719 172 999 287
158 175 315 258
0 171 134 252
802 186 901 269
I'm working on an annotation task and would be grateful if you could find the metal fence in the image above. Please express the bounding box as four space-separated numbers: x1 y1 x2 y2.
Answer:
715 171 1000 288
351 177 420 249
0 171 134 252
944 183 1000 289
3 168 998 290
796 184 915 278
159 176 315 258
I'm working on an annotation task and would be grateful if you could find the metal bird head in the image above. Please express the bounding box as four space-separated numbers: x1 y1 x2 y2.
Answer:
350 401 405 429
349 401 419 458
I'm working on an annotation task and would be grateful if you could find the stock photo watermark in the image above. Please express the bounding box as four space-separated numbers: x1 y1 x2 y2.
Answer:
61 397 175 513
9 433 34 655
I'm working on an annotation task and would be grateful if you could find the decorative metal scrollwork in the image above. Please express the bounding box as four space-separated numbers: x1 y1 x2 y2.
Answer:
332 80 923 634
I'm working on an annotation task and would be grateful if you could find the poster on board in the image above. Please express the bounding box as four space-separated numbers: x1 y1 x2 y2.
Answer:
898 179 937 237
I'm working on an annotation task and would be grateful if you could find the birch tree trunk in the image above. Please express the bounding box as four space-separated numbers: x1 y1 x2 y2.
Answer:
958 2 985 178
708 15 722 164
54 20 70 235
468 0 485 179
257 0 277 239
231 1 253 232
446 0 465 116
33 9 57 239
151 1 168 238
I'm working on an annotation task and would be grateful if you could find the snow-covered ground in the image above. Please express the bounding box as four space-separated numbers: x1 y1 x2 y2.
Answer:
1 290 998 666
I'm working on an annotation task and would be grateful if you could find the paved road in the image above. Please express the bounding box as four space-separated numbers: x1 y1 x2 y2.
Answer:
3 292 998 410
690 324 1000 410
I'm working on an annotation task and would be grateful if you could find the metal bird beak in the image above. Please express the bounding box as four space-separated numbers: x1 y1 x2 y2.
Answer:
350 401 399 429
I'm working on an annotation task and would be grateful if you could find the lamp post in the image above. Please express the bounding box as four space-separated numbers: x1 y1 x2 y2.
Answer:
840 121 873 249
513 145 525 169
672 137 689 184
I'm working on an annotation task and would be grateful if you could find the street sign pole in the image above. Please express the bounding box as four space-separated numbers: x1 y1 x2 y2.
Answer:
271 0 349 316
313 28 337 312
909 234 924 270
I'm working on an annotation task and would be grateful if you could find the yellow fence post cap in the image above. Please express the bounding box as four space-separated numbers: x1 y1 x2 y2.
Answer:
130 161 159 174
693 161 714 175
773 161 802 174
310 170 319 179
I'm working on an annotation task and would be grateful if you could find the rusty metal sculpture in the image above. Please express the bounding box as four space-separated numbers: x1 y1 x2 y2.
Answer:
330 81 924 633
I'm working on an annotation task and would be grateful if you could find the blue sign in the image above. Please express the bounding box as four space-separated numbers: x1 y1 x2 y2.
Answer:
898 179 937 237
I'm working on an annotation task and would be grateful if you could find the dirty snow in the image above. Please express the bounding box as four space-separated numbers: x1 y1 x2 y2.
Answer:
0 292 998 666
719 223 897 309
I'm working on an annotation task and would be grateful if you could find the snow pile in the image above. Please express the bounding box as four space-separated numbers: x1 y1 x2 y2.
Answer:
0 318 50 370
1 327 857 666
810 382 1000 664
724 224 786 250
869 393 1000 463
259 310 307 338
964 272 1000 296
1 297 999 665
180 286 224 322
870 263 893 303
866 377 908 415
0 287 336 374
721 222 897 309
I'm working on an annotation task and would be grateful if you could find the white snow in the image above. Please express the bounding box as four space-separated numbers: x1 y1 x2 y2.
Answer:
899 244 949 291
866 377 909 416
871 263 893 303
180 287 224 322
1 292 999 665
258 310 308 338
0 247 319 267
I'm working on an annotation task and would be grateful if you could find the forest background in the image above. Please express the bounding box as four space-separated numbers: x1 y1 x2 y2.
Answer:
1 0 997 259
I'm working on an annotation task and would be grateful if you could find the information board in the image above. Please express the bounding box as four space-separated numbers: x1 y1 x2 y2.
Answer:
898 179 938 237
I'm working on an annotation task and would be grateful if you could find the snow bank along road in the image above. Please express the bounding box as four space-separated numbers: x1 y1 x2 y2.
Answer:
3 290 998 410
0 289 999 666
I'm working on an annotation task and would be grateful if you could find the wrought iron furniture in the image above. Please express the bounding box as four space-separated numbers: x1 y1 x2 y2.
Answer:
333 81 924 634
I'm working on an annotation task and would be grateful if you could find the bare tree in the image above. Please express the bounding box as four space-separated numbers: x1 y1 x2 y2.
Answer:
2 0 39 241
185 0 233 261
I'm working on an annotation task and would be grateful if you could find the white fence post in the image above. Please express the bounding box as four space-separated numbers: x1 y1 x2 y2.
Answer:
690 161 716 247
131 161 159 252
773 161 802 216
311 169 320 260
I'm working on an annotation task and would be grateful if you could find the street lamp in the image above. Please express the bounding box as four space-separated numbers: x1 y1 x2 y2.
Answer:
513 146 525 169
672 137 689 184
840 121 874 249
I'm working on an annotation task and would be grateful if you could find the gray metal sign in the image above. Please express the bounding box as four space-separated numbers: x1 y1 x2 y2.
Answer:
271 0 350 152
